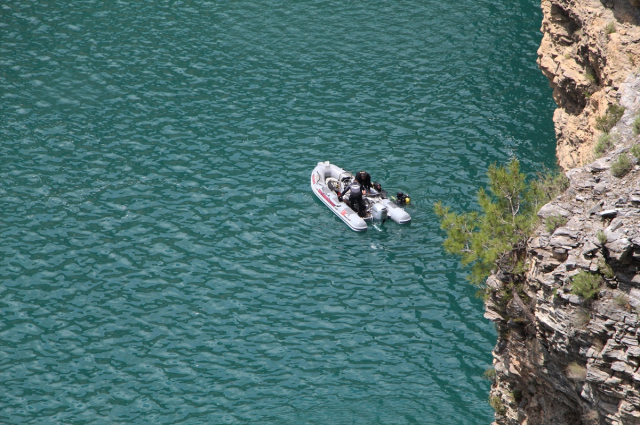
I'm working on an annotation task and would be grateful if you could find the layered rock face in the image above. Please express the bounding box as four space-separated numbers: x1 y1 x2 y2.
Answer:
485 0 640 421
487 74 640 424
537 0 640 169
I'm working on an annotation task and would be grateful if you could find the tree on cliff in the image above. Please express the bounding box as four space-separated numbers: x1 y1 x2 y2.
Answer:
434 158 567 287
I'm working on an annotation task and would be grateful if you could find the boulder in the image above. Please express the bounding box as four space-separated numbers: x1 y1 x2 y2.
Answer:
622 335 640 347
582 240 599 256
605 237 634 264
598 400 620 416
588 319 610 337
606 218 624 232
599 209 619 218
591 159 611 173
538 203 571 218
586 365 611 383
619 400 640 425
588 201 604 215
552 247 568 260
558 291 583 305
529 237 545 249
629 288 640 308
549 235 580 248
594 181 609 193
606 231 626 243
612 361 636 375
486 275 503 290
553 227 579 238
484 309 504 322
602 340 628 361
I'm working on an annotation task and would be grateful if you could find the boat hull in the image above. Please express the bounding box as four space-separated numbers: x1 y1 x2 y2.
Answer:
311 161 411 231
311 162 367 232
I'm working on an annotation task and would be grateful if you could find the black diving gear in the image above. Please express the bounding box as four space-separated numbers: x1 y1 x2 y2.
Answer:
341 181 366 217
355 171 372 192
373 182 387 198
395 191 410 205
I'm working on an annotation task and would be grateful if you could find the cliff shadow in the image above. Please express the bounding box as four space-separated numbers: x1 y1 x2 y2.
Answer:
602 0 640 26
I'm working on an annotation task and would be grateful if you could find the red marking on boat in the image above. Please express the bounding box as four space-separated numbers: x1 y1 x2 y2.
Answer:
312 175 316 184
318 190 335 207
341 210 346 216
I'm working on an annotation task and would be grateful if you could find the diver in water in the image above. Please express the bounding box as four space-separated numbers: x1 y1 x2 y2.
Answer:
355 171 373 193
394 191 410 206
340 180 366 217
372 182 387 198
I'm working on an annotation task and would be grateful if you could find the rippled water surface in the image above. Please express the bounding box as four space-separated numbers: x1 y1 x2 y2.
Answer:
1 0 556 423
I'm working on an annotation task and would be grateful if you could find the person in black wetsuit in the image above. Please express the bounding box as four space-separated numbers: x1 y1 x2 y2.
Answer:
373 182 387 198
355 171 372 194
395 191 410 205
340 180 366 217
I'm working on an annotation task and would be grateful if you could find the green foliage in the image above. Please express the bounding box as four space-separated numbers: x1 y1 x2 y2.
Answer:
584 410 600 424
585 69 597 84
489 395 506 415
434 159 564 286
597 230 607 245
631 144 640 159
572 308 591 329
611 153 632 178
531 168 570 198
605 22 616 34
566 362 587 380
598 258 614 279
594 133 614 157
633 116 640 135
545 215 567 233
476 288 491 301
571 271 603 300
614 294 630 310
595 104 625 133
483 367 497 382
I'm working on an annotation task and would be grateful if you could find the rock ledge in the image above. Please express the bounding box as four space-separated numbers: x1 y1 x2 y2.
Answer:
488 71 640 424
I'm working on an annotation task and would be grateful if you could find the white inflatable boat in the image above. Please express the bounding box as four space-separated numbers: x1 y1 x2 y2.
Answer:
311 161 411 232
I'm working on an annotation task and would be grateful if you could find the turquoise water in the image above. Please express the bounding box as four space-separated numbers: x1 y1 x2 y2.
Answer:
1 1 556 424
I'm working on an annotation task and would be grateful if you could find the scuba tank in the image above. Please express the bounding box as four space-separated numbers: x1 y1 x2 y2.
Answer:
394 191 410 206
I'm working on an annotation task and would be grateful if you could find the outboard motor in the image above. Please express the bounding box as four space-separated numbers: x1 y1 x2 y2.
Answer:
371 203 388 224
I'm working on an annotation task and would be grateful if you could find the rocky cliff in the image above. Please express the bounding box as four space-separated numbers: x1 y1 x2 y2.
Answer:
537 0 640 169
486 73 640 424
486 13 640 423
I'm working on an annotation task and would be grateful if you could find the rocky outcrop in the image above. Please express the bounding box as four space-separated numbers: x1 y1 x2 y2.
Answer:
487 74 640 424
537 0 640 169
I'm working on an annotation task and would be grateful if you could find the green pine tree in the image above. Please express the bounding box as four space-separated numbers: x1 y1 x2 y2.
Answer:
434 158 566 287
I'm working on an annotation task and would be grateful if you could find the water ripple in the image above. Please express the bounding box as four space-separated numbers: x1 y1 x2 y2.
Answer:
1 0 555 423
